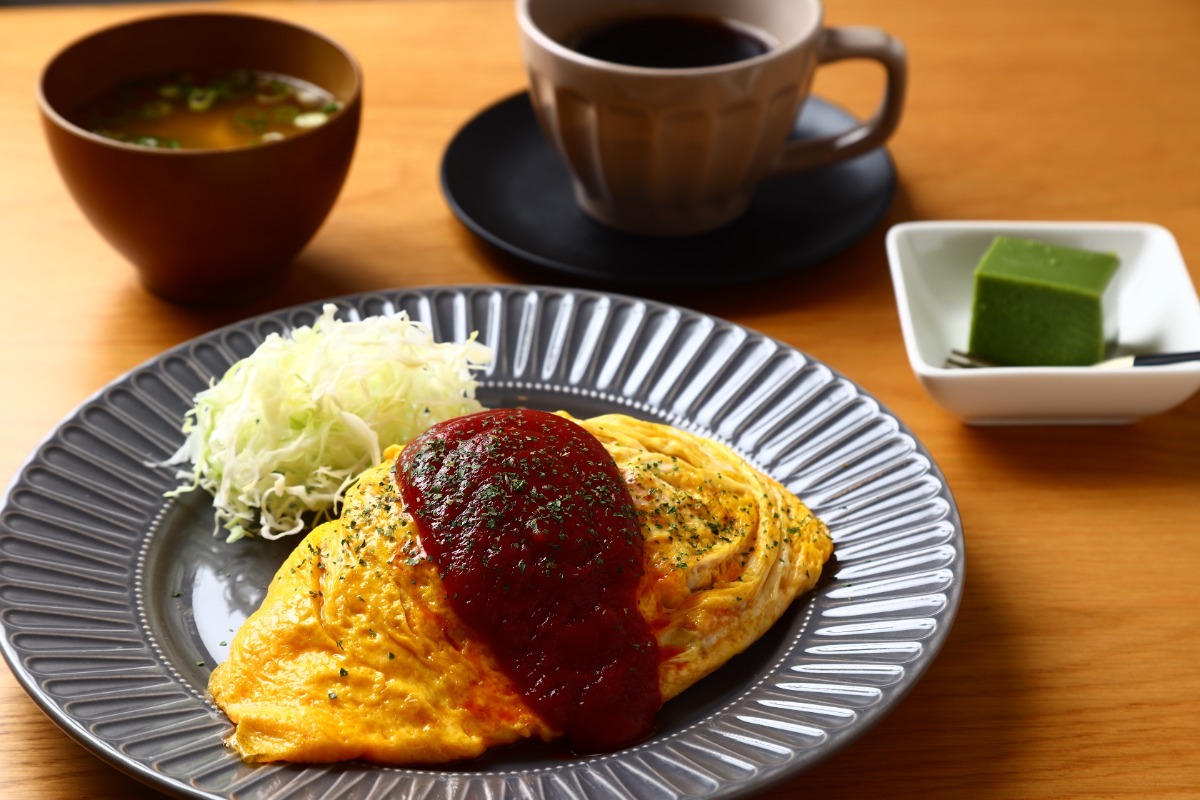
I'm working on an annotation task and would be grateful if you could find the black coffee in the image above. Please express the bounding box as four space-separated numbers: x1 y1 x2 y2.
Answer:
570 14 772 69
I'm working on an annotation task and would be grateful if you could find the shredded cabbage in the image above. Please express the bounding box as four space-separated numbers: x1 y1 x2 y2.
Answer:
164 304 492 542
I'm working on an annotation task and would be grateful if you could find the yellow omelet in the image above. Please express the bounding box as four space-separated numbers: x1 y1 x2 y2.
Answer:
207 412 833 764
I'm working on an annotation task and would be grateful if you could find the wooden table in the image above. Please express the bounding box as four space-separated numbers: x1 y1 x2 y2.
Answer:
1 0 1198 797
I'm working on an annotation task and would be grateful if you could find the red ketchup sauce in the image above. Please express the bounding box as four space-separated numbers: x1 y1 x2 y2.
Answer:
396 408 661 752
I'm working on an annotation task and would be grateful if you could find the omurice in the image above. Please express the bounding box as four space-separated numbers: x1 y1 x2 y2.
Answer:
207 408 833 763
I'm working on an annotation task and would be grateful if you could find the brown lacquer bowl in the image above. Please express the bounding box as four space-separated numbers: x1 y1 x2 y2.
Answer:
38 12 362 305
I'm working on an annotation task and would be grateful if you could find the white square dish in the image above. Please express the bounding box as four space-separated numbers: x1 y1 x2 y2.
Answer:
885 220 1200 424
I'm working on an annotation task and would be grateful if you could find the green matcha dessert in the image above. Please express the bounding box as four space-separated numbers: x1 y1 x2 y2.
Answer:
967 236 1121 366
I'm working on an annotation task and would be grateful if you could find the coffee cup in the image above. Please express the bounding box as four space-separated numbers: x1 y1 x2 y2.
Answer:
517 0 906 237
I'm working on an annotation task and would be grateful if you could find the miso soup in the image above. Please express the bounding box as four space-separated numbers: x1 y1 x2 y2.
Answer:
70 68 343 150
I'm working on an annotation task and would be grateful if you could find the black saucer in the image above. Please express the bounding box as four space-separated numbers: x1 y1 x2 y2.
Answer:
440 92 897 289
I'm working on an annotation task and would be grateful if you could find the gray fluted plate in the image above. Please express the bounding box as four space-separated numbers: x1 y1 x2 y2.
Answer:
0 286 964 799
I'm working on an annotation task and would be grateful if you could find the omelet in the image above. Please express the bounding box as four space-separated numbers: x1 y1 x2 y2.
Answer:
207 412 832 764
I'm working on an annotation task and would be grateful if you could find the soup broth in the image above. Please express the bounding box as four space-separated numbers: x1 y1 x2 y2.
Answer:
70 68 343 150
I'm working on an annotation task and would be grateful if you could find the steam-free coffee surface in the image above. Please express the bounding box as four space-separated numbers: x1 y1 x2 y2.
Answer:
570 14 771 68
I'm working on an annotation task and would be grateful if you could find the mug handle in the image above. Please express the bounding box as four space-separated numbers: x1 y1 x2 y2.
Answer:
773 26 908 172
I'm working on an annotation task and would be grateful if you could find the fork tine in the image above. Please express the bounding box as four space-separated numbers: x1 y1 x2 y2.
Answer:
944 349 997 369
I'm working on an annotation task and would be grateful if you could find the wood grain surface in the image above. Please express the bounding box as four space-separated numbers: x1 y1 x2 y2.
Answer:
1 0 1197 798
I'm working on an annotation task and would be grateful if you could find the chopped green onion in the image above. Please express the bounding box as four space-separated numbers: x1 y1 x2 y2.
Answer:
214 70 254 100
139 100 172 119
293 111 329 129
158 84 182 99
257 80 292 105
233 106 269 134
187 88 217 112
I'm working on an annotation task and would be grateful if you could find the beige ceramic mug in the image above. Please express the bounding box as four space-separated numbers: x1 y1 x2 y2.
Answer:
517 0 906 237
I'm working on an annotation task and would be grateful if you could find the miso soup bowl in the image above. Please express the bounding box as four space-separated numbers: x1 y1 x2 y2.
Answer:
38 12 362 305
